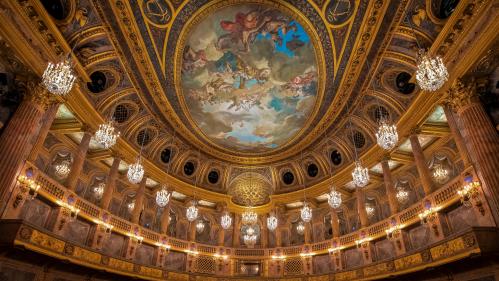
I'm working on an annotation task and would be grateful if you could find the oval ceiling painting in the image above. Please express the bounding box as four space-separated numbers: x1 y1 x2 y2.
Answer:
180 4 319 153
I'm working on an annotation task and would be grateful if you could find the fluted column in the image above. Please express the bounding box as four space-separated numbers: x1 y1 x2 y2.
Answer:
260 222 268 247
66 130 92 191
275 228 282 247
27 103 60 162
304 222 311 243
381 158 398 214
101 156 121 210
445 78 499 222
356 189 368 228
218 227 225 246
409 132 433 195
232 215 240 247
160 205 171 234
131 176 147 224
0 82 52 215
442 105 471 167
330 209 340 238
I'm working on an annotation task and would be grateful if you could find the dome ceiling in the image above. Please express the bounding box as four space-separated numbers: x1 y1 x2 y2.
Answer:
178 4 320 153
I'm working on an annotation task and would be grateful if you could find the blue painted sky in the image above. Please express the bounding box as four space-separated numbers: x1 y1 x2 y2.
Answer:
256 20 310 57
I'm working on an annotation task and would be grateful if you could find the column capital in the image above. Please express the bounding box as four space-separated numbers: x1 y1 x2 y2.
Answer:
20 81 52 108
409 127 421 136
444 78 480 112
80 123 94 135
381 154 391 162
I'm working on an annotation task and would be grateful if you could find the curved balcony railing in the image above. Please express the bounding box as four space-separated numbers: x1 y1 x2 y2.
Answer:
3 161 496 280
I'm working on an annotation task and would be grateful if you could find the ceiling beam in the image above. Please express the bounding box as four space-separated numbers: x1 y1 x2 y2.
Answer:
420 123 451 136
390 152 414 164
50 119 82 134
87 150 112 161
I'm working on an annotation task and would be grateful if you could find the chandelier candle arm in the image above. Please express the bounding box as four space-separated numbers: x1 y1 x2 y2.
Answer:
221 212 232 230
156 186 171 208
94 121 120 149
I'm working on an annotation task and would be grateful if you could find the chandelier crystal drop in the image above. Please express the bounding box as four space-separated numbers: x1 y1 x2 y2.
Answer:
396 188 410 204
220 212 232 230
300 202 312 223
375 120 399 150
352 161 369 187
242 210 258 225
432 163 449 184
196 220 205 233
415 49 449 92
156 186 171 208
54 160 71 178
246 226 255 236
94 121 120 149
127 158 144 184
93 182 105 200
267 214 278 231
296 221 305 235
186 204 199 222
42 57 77 96
327 188 342 209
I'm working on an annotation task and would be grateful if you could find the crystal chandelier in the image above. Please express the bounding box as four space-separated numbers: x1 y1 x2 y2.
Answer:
246 226 255 236
94 121 120 149
42 57 77 96
375 119 398 150
156 186 171 208
415 49 448 92
127 201 135 213
54 160 71 178
365 204 375 218
220 212 232 230
186 204 199 222
243 233 257 247
267 214 278 231
432 163 449 184
352 161 369 188
296 221 305 235
127 158 144 184
242 210 258 225
327 188 342 209
396 188 409 204
196 220 205 233
93 182 105 200
300 202 312 223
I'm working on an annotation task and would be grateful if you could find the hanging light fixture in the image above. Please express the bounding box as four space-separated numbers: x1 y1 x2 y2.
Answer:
267 213 278 231
127 201 135 213
296 221 305 235
242 210 258 225
42 57 77 96
94 121 120 149
415 49 449 92
376 119 398 150
196 220 205 233
54 160 71 178
432 163 449 184
396 187 410 204
327 188 342 209
186 203 199 222
300 202 312 223
365 204 375 218
127 158 144 184
220 212 232 230
405 14 448 92
352 161 369 187
93 182 105 200
243 233 257 247
246 226 255 236
156 185 171 208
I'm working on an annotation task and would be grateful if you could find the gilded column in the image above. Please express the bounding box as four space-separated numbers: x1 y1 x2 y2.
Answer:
66 129 92 191
330 209 340 238
101 155 121 210
442 105 471 167
409 132 433 195
356 189 368 228
381 157 398 214
445 78 499 222
0 82 52 215
260 221 268 247
218 226 225 246
275 227 282 247
304 222 311 243
160 204 171 234
27 103 60 162
131 176 147 224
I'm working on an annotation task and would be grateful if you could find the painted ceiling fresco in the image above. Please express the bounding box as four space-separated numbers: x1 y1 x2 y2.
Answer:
180 5 319 152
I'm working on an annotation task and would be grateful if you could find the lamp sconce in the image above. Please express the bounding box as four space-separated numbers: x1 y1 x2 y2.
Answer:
17 175 41 200
157 242 171 253
457 181 480 208
128 232 144 245
385 225 402 240
355 237 371 249
99 221 114 233
418 208 437 225
56 199 80 222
